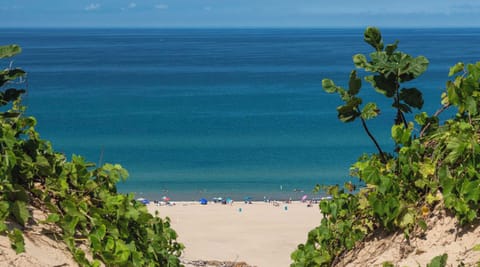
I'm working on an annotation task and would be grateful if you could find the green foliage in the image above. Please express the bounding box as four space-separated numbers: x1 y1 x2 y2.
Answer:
292 27 480 266
0 45 183 266
291 184 373 266
426 253 448 267
325 26 428 130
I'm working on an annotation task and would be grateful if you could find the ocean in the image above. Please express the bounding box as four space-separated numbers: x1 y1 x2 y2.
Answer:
2 28 480 200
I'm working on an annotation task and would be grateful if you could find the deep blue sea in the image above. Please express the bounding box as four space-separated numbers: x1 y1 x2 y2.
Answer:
2 28 479 200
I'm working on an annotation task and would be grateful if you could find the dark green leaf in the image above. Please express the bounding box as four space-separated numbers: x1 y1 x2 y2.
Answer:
348 70 361 95
371 75 397 97
337 98 361 122
385 41 399 55
400 88 424 109
3 88 26 103
364 27 384 51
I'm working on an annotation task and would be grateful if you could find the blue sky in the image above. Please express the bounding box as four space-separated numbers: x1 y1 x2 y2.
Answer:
2 0 480 28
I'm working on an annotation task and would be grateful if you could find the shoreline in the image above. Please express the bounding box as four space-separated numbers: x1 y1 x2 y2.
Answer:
126 189 326 204
147 200 323 267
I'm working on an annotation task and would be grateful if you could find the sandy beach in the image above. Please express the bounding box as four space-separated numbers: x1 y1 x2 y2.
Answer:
147 201 322 267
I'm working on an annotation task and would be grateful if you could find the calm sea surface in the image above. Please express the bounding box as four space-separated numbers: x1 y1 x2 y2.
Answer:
2 28 480 200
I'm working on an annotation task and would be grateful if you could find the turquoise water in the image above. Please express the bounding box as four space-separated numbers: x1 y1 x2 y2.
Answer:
3 28 480 200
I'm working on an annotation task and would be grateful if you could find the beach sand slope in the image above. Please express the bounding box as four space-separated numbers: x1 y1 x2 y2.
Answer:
148 201 322 267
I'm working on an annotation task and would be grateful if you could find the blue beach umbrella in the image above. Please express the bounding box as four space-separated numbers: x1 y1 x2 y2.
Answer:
199 198 208 205
136 198 150 205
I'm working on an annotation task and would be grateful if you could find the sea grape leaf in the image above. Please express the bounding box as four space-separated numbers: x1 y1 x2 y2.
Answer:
10 184 29 203
391 124 411 145
61 200 83 217
426 253 448 267
11 200 29 226
43 213 60 223
0 69 26 87
0 201 9 221
449 62 464 76
62 215 80 236
337 104 358 122
361 102 380 120
465 96 477 115
371 74 396 97
348 70 361 95
353 54 368 68
415 112 428 125
322 79 337 93
419 161 435 178
400 88 424 109
0 44 22 59
89 234 101 251
0 222 7 233
3 88 26 103
364 27 384 51
418 220 428 231
399 211 415 228
8 228 25 253
409 56 429 78
385 41 399 55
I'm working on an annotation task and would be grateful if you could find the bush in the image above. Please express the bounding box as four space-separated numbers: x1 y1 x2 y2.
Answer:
291 27 480 266
0 44 184 266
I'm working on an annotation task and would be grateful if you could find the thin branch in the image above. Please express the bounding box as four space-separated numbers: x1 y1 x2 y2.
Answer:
360 117 386 163
419 104 450 137
400 110 408 129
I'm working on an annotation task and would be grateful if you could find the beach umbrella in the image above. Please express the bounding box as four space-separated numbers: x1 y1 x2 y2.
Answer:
301 195 308 202
199 198 208 205
162 196 171 202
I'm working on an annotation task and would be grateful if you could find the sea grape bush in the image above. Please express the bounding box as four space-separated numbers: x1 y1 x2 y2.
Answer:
291 28 480 266
0 44 183 266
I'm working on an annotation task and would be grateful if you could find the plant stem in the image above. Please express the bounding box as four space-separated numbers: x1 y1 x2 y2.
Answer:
394 75 408 128
419 104 450 137
360 117 386 163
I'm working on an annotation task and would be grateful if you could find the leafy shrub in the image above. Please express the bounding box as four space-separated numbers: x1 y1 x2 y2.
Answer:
292 27 480 266
0 44 183 266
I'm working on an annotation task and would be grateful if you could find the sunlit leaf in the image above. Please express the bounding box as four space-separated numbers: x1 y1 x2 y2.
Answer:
0 44 22 59
322 79 337 93
361 102 380 120
449 62 464 76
